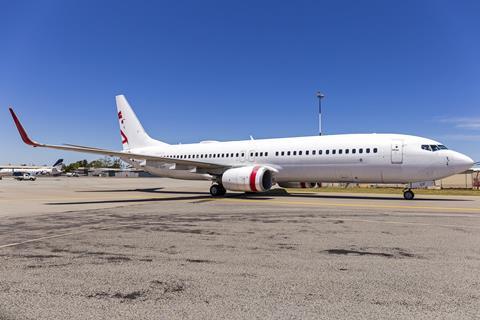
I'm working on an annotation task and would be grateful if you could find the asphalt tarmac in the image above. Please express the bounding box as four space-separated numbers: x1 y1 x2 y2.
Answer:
0 177 479 319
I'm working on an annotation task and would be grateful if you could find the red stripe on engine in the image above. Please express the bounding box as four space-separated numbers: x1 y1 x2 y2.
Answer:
249 166 260 192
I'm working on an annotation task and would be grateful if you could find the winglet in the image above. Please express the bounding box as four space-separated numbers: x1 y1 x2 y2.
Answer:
9 107 41 147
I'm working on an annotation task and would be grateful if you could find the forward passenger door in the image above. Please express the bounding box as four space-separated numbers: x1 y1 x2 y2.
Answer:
391 140 403 164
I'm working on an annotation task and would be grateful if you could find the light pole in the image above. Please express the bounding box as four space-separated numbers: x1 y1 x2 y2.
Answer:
316 91 325 136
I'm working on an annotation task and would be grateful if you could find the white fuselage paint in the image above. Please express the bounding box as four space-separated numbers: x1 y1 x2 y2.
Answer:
0 167 61 177
126 133 473 184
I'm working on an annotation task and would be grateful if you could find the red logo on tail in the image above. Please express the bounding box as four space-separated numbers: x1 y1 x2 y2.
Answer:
118 111 125 124
120 130 128 144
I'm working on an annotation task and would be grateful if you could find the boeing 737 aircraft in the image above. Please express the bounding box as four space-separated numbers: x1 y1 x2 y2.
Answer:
9 95 474 199
0 159 63 179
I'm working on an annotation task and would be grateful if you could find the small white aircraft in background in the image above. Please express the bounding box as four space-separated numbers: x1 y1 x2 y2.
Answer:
9 95 474 199
0 159 63 179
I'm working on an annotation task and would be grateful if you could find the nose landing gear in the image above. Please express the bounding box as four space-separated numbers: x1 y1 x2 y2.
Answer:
403 188 415 200
210 184 226 197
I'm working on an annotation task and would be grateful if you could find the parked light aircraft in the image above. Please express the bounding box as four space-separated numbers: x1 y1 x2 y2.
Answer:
0 159 63 179
9 95 474 199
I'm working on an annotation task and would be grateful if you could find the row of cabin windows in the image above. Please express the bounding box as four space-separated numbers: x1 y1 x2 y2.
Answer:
165 152 270 159
275 147 378 157
164 147 378 160
165 153 247 159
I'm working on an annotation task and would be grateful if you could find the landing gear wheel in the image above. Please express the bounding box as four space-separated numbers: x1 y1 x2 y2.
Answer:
210 184 226 197
403 189 414 200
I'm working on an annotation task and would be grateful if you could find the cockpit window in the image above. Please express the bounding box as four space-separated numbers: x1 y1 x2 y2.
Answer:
422 144 448 152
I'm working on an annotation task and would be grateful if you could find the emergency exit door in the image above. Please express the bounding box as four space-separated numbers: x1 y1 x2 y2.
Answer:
391 140 403 164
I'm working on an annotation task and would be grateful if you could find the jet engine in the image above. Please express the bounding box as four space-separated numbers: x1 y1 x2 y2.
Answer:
222 166 273 192
278 182 318 188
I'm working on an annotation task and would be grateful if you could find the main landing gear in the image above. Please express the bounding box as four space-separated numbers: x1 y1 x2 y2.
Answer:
210 184 226 197
403 188 415 200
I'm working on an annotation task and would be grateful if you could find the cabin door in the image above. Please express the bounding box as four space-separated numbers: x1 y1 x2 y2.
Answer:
391 140 403 164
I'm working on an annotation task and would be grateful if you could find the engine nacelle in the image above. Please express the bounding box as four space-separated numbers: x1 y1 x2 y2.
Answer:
222 166 273 192
278 182 317 188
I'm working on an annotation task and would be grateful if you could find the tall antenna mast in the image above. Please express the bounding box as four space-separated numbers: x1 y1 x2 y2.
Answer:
316 91 325 135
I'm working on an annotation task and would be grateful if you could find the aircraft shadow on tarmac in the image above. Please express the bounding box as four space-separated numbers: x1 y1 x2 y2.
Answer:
48 194 213 205
76 187 209 195
45 187 471 206
261 191 471 202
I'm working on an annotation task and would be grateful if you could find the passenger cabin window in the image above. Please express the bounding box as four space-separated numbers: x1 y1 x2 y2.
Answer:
287 151 291 156
352 149 356 154
338 149 342 154
345 149 349 154
373 148 378 153
332 150 336 155
275 152 279 156
326 150 329 155
312 150 316 155
359 148 363 154
366 148 370 153
306 150 309 155
299 151 302 156
281 151 285 156
293 151 297 156
265 152 268 156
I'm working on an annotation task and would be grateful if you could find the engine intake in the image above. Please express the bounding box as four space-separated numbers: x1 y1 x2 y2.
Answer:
222 166 273 192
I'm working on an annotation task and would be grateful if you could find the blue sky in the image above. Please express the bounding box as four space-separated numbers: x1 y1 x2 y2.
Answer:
1 0 479 165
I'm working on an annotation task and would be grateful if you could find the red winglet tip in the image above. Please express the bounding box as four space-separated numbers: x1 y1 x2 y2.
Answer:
9 108 39 146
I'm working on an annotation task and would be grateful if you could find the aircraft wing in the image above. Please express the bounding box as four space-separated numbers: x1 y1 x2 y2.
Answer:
9 108 225 169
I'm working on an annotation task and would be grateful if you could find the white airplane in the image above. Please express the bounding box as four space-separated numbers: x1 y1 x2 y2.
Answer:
0 159 63 179
9 95 474 199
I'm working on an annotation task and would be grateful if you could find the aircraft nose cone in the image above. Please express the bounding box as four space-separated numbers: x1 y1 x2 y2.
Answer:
450 152 475 172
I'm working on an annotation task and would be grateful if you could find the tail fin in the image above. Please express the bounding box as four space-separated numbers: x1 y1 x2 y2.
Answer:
115 95 168 150
52 159 63 169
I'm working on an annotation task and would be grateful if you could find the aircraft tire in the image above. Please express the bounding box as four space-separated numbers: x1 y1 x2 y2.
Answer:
210 184 226 197
403 189 414 200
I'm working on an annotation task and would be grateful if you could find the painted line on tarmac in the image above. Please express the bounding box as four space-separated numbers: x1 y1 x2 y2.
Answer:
213 198 480 213
213 199 480 229
335 217 480 230
0 223 141 249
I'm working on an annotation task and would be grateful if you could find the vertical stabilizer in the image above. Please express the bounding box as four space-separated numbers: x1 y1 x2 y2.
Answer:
52 159 63 169
115 95 168 150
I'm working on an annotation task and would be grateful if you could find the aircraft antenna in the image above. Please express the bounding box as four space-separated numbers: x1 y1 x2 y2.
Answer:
316 91 325 135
